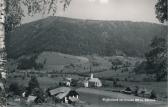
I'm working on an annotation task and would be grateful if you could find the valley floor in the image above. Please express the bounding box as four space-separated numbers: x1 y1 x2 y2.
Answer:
7 86 168 107
77 88 167 107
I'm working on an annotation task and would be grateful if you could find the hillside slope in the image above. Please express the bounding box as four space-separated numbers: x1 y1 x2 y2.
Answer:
6 16 167 58
35 52 111 73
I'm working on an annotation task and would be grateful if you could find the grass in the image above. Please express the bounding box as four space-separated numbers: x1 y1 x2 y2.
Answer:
119 81 167 100
101 80 167 101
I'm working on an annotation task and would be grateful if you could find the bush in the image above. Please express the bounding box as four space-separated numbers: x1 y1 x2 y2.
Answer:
150 90 157 99
33 88 45 104
28 76 39 90
9 83 25 96
17 55 44 70
26 76 40 97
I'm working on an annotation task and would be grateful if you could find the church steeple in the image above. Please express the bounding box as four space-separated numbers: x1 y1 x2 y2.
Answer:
90 73 93 79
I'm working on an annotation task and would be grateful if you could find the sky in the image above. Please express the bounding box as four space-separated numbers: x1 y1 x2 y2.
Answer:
22 0 160 24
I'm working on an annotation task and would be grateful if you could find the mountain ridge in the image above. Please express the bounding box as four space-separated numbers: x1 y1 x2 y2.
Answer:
24 16 164 25
6 16 167 58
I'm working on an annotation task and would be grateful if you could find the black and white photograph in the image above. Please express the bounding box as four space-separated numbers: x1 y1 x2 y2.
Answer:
0 0 167 107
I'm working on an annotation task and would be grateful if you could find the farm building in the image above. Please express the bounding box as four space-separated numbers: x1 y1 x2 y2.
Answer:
1 72 6 79
0 82 4 90
27 95 37 103
121 86 152 98
65 77 72 87
59 77 72 87
84 74 102 87
49 87 79 104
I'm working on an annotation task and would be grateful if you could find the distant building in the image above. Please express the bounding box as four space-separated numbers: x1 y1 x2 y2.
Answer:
1 72 6 79
49 87 79 104
65 77 72 87
121 87 132 94
84 74 102 87
14 97 21 102
22 92 26 97
59 77 72 87
27 95 37 103
0 82 4 90
83 80 89 88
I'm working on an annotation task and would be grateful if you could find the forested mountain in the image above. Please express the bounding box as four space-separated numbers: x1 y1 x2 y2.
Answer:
6 16 167 58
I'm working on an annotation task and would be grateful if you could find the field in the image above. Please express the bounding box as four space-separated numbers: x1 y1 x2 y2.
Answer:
77 88 167 107
102 80 167 101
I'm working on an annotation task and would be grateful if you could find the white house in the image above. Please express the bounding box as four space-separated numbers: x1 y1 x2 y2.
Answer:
84 80 89 88
1 72 6 79
84 74 102 87
65 77 72 87
0 82 4 90
59 77 72 87
27 95 37 103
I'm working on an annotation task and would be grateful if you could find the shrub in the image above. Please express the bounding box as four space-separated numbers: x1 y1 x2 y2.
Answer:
26 76 40 96
17 55 44 70
9 83 25 96
150 90 157 99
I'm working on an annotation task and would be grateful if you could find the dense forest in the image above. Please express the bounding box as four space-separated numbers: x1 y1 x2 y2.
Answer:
6 16 167 58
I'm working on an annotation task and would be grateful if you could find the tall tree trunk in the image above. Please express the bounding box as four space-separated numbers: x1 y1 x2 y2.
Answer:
0 0 7 106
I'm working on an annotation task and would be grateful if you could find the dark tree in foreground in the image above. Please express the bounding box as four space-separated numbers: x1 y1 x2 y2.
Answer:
146 0 168 81
155 0 167 23
5 0 71 32
26 76 40 96
145 37 167 81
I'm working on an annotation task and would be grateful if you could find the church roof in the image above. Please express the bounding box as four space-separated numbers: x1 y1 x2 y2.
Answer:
89 78 101 83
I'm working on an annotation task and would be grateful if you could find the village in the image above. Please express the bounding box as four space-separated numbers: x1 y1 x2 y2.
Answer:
0 52 165 107
3 69 165 107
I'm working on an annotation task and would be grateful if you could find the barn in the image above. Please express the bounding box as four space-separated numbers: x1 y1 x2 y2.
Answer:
49 87 79 104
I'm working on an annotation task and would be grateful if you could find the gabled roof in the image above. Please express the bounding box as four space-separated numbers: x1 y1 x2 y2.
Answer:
67 90 79 96
49 87 71 96
89 78 101 83
56 90 70 99
27 95 37 102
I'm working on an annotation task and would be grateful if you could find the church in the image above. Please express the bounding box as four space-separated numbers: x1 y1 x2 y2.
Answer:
84 74 102 88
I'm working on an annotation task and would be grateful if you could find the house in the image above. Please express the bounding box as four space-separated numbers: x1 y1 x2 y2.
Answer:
25 92 45 104
121 87 132 94
137 88 152 98
59 77 72 87
65 77 72 87
83 80 89 88
27 95 37 103
14 97 21 102
121 86 152 98
22 92 26 97
49 87 79 104
84 74 102 87
0 82 4 91
1 72 6 79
